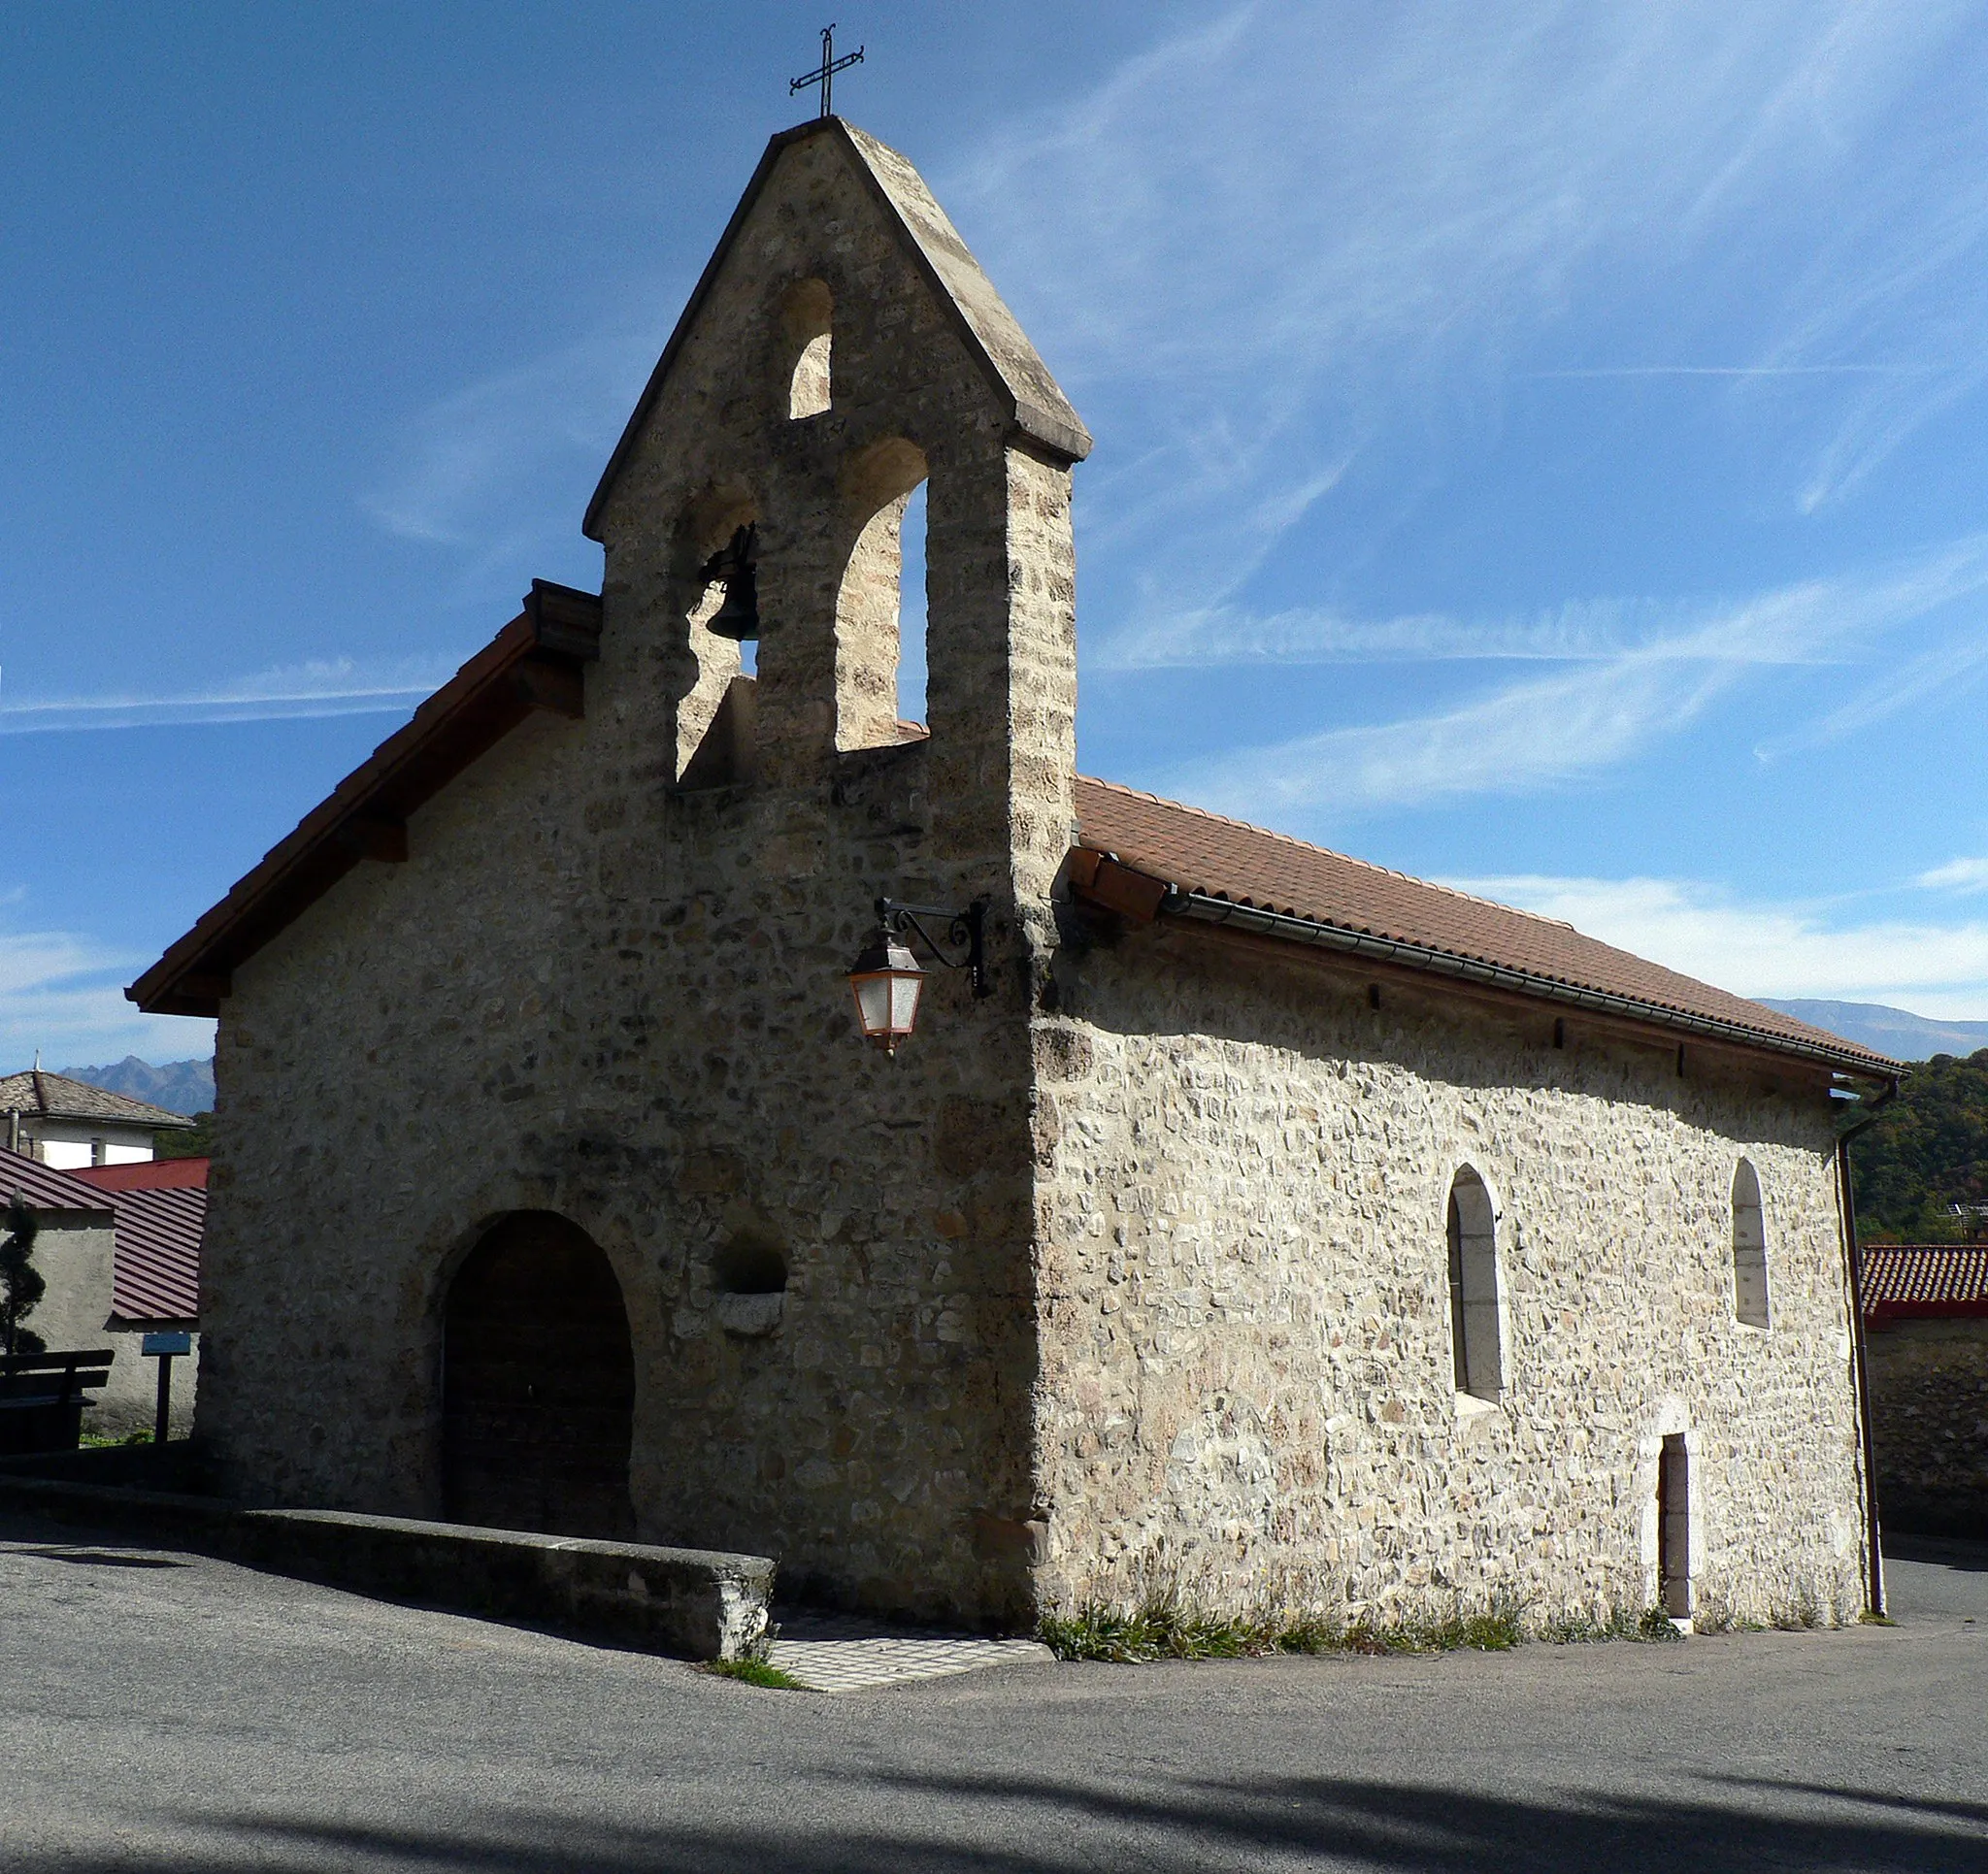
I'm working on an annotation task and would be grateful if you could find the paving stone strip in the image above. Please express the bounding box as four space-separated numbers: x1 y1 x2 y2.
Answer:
767 1613 1053 1692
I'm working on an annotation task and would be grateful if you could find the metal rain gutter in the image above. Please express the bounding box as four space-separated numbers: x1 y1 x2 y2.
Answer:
1160 889 1896 1085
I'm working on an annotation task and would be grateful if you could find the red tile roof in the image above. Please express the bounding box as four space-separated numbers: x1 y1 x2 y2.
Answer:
1862 1244 1988 1319
123 584 1902 1085
1073 777 1901 1079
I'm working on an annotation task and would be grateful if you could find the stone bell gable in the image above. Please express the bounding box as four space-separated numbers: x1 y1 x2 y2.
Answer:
586 116 1088 941
129 117 1096 1627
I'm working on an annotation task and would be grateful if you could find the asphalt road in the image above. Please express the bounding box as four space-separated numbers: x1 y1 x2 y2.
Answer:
3 1511 1984 1873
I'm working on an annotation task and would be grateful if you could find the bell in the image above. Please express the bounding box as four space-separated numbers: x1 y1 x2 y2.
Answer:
699 523 760 641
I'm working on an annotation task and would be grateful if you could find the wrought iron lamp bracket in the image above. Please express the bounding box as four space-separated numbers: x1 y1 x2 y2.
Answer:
877 897 991 998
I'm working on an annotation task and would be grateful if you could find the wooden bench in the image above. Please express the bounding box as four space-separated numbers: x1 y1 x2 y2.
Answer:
0 1350 115 1457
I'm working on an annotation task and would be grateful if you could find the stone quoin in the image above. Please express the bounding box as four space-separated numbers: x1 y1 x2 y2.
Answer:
130 116 1901 1632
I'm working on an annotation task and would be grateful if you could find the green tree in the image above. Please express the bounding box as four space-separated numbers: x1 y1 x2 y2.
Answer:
153 1111 215 1160
1850 1049 1988 1242
0 1195 44 1358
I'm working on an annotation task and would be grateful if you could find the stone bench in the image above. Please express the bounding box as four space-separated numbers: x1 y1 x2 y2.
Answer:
0 1473 773 1660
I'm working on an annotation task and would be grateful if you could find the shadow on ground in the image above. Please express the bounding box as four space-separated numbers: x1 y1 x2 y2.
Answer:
14 1773 1988 1873
1887 1533 1988 1573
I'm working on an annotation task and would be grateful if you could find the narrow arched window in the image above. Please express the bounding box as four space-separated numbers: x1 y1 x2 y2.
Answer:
1732 1160 1770 1329
1446 1167 1506 1402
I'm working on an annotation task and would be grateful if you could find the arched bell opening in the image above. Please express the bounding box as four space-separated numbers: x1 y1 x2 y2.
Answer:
834 436 930 753
676 487 762 786
780 278 834 420
440 1210 636 1540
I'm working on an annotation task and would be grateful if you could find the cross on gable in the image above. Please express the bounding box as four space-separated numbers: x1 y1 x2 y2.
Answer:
789 23 864 119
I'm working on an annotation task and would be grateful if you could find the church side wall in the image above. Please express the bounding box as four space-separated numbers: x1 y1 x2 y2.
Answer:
1031 923 1869 1630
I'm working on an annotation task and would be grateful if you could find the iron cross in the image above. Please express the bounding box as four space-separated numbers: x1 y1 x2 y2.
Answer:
790 23 864 118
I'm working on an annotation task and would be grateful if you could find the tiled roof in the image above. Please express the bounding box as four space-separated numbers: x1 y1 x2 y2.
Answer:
0 1147 117 1217
105 1184 204 1324
1862 1244 1988 1318
0 1069 193 1130
1073 777 1901 1079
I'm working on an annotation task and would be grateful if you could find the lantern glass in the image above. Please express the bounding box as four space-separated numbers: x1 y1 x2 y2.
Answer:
846 931 925 1053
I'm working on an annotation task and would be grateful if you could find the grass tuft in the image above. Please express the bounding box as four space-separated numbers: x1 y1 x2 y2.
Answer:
1041 1583 1525 1663
699 1657 808 1690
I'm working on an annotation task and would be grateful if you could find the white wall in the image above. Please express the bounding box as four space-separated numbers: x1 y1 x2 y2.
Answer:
18 1122 156 1169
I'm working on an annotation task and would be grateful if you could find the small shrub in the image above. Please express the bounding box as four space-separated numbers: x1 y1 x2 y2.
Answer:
1637 1606 1684 1641
1769 1588 1826 1632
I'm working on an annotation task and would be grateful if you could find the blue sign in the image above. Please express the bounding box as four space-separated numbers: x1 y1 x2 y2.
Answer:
141 1331 192 1358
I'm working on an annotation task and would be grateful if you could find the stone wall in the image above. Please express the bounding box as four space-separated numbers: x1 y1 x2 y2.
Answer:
1031 917 1871 1630
1865 1316 1988 1536
193 123 1076 1627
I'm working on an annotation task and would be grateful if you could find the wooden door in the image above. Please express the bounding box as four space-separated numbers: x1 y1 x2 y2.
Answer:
441 1212 636 1539
1658 1434 1690 1620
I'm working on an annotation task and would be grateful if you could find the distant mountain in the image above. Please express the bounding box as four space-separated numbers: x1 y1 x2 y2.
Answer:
58 1055 215 1116
1757 1001 1988 1064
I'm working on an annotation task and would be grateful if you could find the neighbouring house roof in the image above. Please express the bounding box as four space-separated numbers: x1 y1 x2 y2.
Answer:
126 605 1900 1082
127 579 602 1019
70 1158 209 1195
1071 777 1903 1081
582 116 1090 542
103 1184 205 1324
0 1069 193 1131
1861 1244 1988 1319
0 1147 204 1323
0 1147 117 1220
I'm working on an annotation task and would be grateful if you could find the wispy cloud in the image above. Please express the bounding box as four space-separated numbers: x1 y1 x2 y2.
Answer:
0 925 213 1072
1444 871 1988 1018
1152 541 1988 815
1917 857 1988 895
361 327 659 592
949 0 1988 641
1532 365 1922 379
0 656 453 736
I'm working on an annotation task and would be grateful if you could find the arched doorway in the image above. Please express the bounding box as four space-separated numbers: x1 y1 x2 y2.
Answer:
441 1211 636 1539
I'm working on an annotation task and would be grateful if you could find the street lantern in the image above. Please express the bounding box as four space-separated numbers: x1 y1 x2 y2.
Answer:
845 897 990 1056
846 920 926 1055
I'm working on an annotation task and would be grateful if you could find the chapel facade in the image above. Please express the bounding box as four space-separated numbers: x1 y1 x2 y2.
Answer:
134 117 1901 1633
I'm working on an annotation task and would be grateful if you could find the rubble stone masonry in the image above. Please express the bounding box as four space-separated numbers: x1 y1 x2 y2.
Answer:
1030 923 1870 1629
1866 1318 1988 1537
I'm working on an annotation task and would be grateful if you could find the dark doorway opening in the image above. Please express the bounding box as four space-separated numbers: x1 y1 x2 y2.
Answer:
1658 1433 1691 1620
441 1212 636 1540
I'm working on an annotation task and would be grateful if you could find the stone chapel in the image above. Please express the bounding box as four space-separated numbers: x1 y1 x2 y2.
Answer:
133 116 1903 1633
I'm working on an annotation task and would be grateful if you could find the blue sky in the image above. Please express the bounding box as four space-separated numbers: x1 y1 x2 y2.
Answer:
5 0 1988 1072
